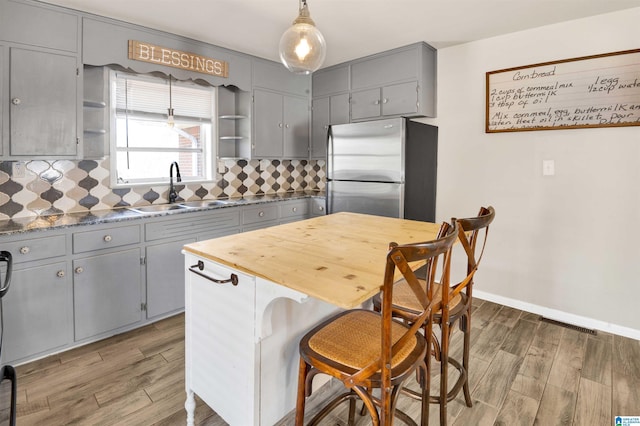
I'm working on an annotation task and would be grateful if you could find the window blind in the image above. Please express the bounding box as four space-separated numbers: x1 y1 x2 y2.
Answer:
115 72 213 119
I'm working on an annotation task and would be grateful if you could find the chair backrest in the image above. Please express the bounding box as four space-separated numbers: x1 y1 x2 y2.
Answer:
451 206 495 298
355 221 459 403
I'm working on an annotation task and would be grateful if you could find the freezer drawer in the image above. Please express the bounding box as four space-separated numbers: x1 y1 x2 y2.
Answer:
327 180 403 219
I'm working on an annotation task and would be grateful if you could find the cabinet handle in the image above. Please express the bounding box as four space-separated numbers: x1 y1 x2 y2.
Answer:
383 98 389 104
189 261 238 286
374 100 380 105
285 124 290 128
103 235 112 242
11 98 21 106
292 207 297 212
75 266 84 274
57 270 65 278
19 246 30 255
278 123 283 128
318 206 324 211
258 211 265 217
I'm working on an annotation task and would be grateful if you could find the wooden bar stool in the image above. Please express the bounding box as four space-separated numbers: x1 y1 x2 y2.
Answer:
295 221 459 426
372 206 495 425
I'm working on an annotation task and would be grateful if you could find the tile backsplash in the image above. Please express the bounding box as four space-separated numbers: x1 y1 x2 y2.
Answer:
0 158 326 220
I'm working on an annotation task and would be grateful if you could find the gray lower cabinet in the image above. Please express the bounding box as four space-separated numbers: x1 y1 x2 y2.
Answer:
73 248 143 341
0 198 317 363
2 261 72 363
279 199 309 224
145 238 194 319
241 204 279 231
143 208 241 318
310 197 326 217
9 47 78 157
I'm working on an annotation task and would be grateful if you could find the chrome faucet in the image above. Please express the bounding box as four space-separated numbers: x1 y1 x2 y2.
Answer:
169 161 182 203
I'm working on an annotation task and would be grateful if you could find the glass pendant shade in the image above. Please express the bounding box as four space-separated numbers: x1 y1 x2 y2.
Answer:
279 1 326 74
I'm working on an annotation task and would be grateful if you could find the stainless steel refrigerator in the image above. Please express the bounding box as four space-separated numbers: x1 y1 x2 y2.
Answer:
326 117 437 222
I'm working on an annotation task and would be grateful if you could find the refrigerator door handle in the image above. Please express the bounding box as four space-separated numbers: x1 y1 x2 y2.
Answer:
326 125 334 178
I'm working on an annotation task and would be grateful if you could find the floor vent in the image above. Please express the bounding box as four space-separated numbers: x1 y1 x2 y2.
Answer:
539 316 597 335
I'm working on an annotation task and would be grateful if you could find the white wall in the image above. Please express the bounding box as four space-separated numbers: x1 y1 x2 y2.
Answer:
423 8 640 338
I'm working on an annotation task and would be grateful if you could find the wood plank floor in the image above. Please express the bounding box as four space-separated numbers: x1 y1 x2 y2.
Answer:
10 298 640 425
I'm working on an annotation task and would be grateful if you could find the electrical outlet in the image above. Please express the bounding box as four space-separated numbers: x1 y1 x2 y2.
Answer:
217 160 226 174
12 161 25 178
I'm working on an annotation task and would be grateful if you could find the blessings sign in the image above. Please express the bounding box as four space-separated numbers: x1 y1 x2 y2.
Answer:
128 40 228 78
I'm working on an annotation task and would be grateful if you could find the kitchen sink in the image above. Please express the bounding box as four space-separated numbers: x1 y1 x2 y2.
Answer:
127 204 192 214
178 200 233 208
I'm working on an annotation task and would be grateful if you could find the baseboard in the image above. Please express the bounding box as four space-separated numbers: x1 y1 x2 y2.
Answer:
474 289 640 340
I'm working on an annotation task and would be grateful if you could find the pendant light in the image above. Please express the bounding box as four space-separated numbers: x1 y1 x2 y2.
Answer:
167 75 175 128
278 0 326 74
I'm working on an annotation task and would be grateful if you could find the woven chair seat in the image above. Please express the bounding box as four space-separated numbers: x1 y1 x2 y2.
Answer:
308 310 418 371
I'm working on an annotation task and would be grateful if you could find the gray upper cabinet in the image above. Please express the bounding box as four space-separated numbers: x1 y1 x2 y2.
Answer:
311 65 350 159
349 42 436 119
0 0 81 159
311 93 349 159
0 0 79 53
252 59 310 159
82 17 251 91
9 47 78 157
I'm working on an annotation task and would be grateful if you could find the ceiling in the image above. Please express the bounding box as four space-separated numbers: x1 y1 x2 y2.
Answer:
40 0 640 68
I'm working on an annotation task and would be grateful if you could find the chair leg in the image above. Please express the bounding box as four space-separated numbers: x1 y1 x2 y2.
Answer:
462 313 473 407
295 357 309 426
440 320 450 426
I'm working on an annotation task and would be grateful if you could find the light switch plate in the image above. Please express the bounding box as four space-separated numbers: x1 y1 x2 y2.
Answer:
542 159 555 176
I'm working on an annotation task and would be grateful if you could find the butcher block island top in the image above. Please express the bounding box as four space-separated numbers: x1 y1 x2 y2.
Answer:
183 212 442 309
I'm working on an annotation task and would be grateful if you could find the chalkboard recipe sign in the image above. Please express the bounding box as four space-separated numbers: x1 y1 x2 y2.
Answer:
486 49 640 133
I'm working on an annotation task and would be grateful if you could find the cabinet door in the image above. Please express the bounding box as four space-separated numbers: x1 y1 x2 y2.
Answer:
283 95 309 158
73 248 142 340
3 262 72 363
10 48 77 156
311 97 329 159
382 81 418 117
146 238 195 319
330 93 350 125
253 89 283 158
351 47 418 91
351 88 381 120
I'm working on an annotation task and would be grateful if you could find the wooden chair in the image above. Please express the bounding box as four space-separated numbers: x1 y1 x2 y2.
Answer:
372 206 495 425
295 221 459 426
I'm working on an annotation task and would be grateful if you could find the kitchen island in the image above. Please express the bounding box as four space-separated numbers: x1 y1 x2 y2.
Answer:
182 212 442 425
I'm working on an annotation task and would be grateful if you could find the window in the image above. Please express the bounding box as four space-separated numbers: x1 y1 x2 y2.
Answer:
110 70 216 186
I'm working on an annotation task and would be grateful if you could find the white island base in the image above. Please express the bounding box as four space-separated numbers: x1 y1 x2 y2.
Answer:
184 252 340 425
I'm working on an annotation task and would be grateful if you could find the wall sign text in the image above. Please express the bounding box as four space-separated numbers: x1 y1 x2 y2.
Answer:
128 40 228 78
486 49 640 132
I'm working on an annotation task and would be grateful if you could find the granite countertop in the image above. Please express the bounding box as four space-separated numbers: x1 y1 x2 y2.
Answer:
0 191 324 236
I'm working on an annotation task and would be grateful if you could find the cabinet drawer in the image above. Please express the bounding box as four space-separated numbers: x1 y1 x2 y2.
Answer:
279 200 309 218
145 209 240 241
73 225 140 253
3 235 66 264
242 205 278 225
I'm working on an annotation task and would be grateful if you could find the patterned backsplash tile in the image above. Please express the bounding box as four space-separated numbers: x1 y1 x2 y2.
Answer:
0 158 326 220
